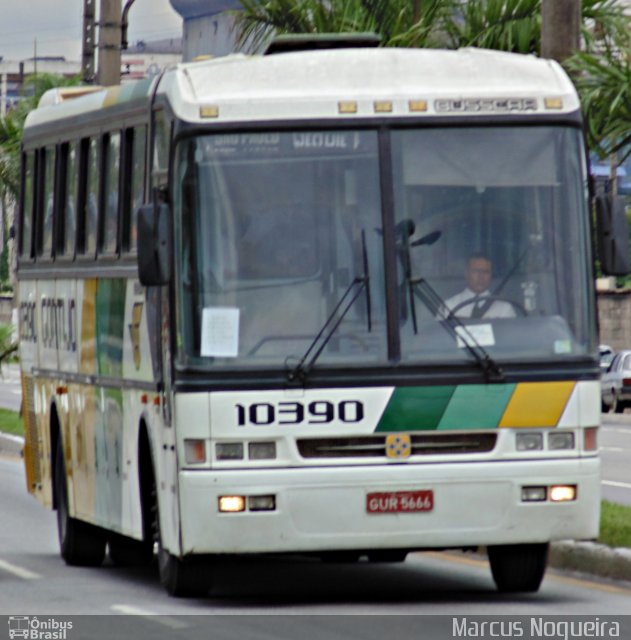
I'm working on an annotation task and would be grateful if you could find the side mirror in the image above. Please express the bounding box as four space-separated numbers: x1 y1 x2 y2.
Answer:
595 195 630 276
137 202 172 286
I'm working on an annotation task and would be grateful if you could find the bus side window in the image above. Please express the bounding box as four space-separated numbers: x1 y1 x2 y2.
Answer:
100 132 121 255
38 146 55 260
78 137 99 257
20 151 35 260
61 142 78 258
122 125 146 253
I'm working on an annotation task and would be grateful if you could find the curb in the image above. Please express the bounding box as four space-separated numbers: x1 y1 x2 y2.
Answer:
549 540 631 584
2 433 631 585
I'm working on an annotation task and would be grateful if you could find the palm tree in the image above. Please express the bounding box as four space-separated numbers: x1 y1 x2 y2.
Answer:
235 0 627 54
445 0 541 53
566 6 631 165
234 0 455 51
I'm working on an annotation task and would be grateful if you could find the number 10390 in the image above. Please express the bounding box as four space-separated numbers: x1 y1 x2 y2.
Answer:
236 400 365 426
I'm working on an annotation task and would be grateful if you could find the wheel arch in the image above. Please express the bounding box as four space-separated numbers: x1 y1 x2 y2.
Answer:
137 418 155 544
50 401 61 510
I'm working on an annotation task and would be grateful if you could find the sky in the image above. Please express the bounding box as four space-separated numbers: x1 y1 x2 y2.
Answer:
0 0 182 62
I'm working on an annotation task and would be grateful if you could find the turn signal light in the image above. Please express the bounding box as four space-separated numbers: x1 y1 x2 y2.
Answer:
184 439 206 464
584 427 598 452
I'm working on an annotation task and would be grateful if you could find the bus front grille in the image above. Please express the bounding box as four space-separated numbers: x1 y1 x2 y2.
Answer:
297 432 497 459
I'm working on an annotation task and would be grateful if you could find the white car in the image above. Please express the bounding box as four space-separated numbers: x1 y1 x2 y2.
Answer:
601 349 631 413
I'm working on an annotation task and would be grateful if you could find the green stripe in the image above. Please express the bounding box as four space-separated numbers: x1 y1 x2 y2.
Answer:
437 384 516 430
375 384 517 432
376 386 456 432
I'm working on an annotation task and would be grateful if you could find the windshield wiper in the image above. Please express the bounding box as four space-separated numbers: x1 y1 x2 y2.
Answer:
409 276 504 382
398 222 503 383
287 230 371 384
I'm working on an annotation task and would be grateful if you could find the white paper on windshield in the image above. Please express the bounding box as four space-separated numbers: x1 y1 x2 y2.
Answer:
455 324 495 349
201 307 240 357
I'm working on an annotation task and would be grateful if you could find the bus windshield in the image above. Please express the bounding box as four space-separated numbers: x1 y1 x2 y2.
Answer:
173 126 595 371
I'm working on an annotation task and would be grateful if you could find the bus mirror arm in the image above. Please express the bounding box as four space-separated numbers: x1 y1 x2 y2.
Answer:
137 202 172 286
595 194 631 277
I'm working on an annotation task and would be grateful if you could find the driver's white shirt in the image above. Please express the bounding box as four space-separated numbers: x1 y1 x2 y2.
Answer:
443 287 516 319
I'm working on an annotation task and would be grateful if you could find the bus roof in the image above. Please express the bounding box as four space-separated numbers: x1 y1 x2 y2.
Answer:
25 47 579 132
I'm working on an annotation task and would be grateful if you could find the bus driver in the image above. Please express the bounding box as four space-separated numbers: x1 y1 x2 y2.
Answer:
444 253 516 319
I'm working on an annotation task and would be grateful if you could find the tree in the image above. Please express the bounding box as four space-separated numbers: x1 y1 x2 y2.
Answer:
234 0 456 51
566 19 631 164
445 0 541 53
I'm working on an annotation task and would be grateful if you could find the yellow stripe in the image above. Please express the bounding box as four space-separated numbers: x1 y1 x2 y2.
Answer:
102 86 121 108
499 381 575 428
80 279 97 375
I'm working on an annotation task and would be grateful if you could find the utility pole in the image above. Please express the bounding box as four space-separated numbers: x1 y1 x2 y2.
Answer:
541 0 581 62
82 0 96 83
97 0 122 86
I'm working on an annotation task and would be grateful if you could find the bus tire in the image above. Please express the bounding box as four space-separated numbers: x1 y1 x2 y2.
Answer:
158 549 212 598
54 439 106 567
487 543 549 593
148 466 212 597
108 533 153 567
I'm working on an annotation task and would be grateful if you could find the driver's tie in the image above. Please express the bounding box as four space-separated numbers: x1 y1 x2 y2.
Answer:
471 297 485 319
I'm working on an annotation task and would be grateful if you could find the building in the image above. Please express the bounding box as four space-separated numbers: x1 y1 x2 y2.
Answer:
0 58 80 116
0 39 182 115
121 38 183 80
170 0 245 61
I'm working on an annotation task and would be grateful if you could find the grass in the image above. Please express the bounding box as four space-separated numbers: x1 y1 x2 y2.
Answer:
1 410 630 550
599 500 631 549
0 408 23 437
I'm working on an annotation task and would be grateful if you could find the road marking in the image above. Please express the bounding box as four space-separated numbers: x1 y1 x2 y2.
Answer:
0 558 40 580
602 480 631 489
601 446 625 452
110 605 189 629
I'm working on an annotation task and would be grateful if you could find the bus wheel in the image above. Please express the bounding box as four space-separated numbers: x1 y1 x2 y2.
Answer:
158 549 213 598
54 439 106 567
108 533 153 567
149 471 212 597
487 543 549 593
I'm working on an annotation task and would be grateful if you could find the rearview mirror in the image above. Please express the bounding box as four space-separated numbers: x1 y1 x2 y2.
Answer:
595 195 630 276
137 202 172 286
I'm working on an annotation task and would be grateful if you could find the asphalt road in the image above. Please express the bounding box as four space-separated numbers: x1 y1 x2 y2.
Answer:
600 414 631 506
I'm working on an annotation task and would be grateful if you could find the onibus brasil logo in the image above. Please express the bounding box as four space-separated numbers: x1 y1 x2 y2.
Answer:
8 617 73 640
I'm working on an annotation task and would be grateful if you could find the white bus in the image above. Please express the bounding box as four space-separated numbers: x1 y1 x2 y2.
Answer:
17 43 627 597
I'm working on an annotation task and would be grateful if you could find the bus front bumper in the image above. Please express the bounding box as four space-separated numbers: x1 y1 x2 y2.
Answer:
176 457 600 556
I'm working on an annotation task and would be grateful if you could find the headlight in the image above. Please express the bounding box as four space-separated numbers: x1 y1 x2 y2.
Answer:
548 431 575 450
516 432 543 451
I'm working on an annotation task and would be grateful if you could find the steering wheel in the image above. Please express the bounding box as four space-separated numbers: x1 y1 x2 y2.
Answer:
447 295 527 319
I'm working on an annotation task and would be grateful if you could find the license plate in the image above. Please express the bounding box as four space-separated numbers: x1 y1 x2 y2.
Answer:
366 490 434 514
